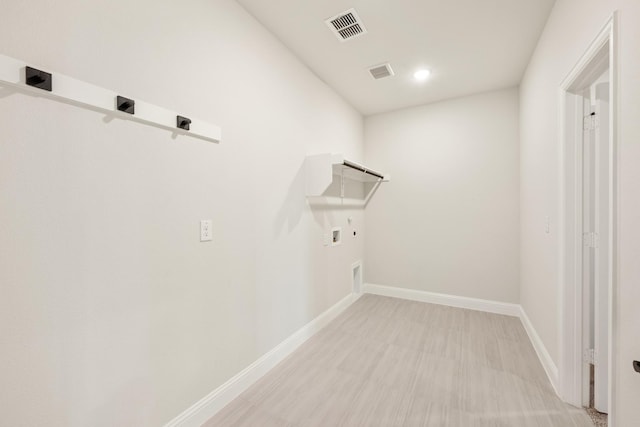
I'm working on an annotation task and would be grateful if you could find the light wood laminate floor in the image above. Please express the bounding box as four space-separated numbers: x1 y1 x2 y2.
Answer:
204 294 593 426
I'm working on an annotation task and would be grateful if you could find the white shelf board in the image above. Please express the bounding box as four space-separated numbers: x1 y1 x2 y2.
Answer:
305 153 388 197
332 163 385 183
0 53 221 143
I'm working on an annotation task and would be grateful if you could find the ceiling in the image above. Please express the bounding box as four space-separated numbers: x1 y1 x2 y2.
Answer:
236 0 556 116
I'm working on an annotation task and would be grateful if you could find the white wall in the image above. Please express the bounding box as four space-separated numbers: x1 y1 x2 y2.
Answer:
520 1 640 424
364 88 520 303
0 0 364 425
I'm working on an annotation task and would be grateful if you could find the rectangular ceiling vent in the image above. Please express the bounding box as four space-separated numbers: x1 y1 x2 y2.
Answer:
368 63 394 80
325 8 367 42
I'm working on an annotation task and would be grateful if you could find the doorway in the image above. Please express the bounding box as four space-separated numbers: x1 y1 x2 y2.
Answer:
582 74 610 417
559 13 616 425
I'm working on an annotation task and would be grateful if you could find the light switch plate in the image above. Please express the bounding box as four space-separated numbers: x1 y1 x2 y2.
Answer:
200 220 212 242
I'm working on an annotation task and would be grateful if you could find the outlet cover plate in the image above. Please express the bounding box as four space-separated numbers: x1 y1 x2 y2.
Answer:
200 220 212 242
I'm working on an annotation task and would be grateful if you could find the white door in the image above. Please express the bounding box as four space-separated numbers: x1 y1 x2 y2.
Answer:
593 82 609 414
582 98 595 409
582 79 609 414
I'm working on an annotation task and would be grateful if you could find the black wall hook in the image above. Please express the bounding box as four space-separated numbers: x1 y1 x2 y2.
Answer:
25 66 52 92
116 96 135 114
177 115 192 131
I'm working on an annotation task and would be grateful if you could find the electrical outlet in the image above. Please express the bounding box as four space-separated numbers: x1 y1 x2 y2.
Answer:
200 220 212 242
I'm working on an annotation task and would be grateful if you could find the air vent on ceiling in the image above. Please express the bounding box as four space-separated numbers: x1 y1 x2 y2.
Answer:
368 63 394 80
325 8 367 42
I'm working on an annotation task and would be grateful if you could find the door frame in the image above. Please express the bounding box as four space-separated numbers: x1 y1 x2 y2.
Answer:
557 11 617 422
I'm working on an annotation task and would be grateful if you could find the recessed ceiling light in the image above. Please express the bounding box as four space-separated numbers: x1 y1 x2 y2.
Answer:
414 69 431 82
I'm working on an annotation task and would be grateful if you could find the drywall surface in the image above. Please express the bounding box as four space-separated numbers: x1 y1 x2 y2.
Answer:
0 1 364 425
520 0 640 424
364 88 520 303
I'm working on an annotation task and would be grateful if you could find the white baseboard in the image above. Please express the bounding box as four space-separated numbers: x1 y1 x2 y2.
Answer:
164 292 361 427
518 306 559 393
363 283 521 317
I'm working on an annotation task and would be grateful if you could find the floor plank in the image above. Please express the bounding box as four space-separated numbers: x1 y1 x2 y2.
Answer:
204 294 593 426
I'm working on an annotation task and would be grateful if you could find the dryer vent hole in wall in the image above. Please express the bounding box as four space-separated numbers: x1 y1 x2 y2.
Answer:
352 263 362 294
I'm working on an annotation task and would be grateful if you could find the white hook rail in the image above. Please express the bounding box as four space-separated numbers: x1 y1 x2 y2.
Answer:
0 53 221 144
